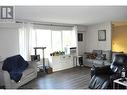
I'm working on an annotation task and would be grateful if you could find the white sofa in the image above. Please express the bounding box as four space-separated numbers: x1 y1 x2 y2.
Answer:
0 61 37 89
84 50 111 67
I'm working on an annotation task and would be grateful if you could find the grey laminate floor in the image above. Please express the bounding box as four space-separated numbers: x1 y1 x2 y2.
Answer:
20 67 91 89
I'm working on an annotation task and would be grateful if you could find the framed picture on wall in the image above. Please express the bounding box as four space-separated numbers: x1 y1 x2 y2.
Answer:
78 33 83 41
98 30 106 41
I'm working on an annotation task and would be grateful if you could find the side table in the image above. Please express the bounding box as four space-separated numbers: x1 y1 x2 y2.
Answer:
113 78 127 89
73 56 83 67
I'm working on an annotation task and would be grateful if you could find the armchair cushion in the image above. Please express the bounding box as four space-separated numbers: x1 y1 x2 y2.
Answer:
92 65 112 75
89 75 109 89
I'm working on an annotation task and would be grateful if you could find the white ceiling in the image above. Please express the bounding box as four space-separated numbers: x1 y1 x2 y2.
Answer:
15 6 127 25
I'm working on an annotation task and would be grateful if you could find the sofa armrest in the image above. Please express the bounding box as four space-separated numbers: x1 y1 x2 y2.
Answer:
0 70 4 86
27 61 37 71
2 70 12 89
92 65 111 75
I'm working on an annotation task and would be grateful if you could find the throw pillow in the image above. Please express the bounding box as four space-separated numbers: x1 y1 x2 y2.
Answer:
95 53 102 60
86 53 97 59
101 54 106 60
91 53 97 59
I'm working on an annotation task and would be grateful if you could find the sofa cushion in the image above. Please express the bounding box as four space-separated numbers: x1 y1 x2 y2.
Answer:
93 60 104 67
93 50 102 55
96 55 104 60
93 50 103 60
103 60 110 66
21 68 35 80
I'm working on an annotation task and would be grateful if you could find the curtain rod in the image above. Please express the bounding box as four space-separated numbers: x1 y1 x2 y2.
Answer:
15 21 74 27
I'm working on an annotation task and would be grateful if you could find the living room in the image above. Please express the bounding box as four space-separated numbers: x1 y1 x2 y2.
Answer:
0 6 127 90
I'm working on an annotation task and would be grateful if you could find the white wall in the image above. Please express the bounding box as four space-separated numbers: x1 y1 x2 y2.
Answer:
84 22 112 52
0 23 20 60
0 23 87 61
77 25 87 56
0 22 112 60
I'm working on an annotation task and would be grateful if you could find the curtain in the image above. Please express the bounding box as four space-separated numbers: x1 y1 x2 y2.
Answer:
73 26 78 56
19 23 34 60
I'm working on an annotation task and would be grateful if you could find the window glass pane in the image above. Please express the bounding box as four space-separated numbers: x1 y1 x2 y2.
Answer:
52 31 62 52
62 30 76 54
71 30 77 47
63 30 71 47
36 29 51 58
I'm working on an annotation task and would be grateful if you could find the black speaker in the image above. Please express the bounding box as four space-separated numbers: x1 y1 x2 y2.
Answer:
79 56 83 66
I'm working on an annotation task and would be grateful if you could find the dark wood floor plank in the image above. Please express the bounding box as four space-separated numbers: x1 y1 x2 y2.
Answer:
20 66 91 89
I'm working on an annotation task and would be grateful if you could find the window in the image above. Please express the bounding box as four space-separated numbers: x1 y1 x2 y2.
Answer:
52 31 62 52
19 24 77 60
33 29 76 57
62 30 76 48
